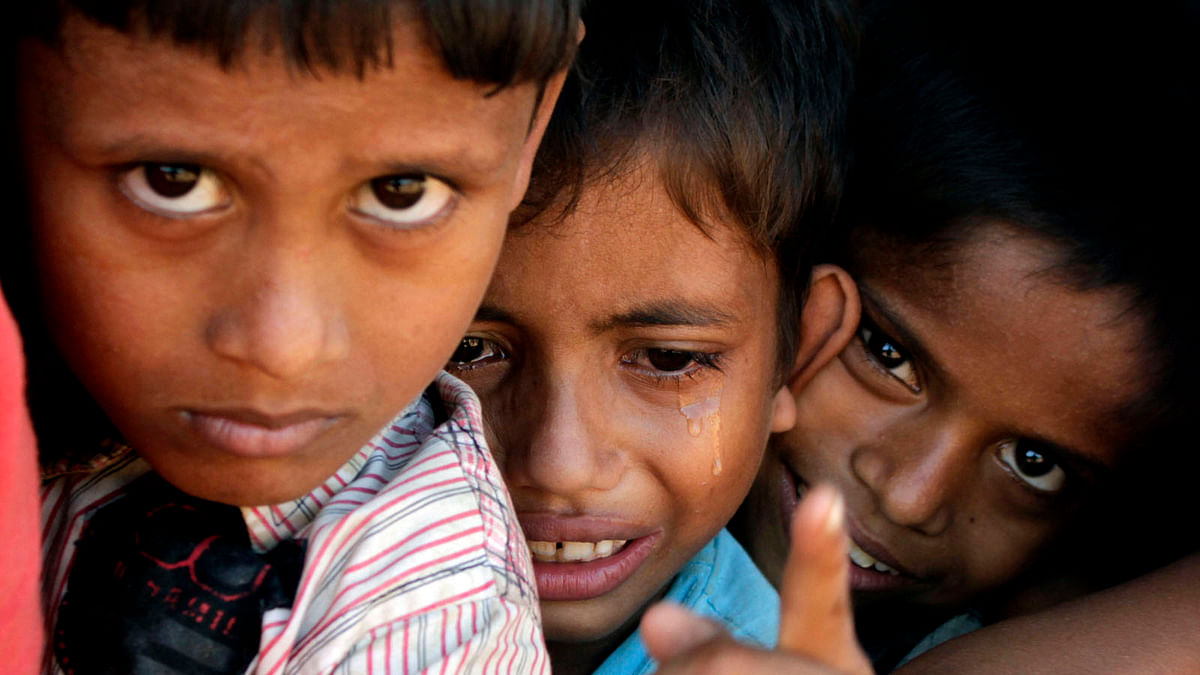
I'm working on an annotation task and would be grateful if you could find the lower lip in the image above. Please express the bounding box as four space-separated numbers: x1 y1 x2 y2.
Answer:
186 413 338 458
532 533 660 601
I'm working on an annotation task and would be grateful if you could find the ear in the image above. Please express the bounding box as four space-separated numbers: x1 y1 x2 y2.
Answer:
786 264 860 397
771 266 858 433
505 21 582 212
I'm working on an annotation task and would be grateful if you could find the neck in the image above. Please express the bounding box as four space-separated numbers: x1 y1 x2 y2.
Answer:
544 581 676 674
547 634 625 675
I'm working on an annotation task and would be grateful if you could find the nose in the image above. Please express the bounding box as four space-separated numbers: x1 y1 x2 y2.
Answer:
850 419 978 536
499 365 623 496
206 232 350 380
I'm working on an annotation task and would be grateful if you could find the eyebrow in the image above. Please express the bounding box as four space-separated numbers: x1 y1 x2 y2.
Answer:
85 134 273 176
1018 436 1114 484
91 135 232 165
473 300 735 333
87 132 496 182
588 301 736 333
857 283 1116 480
474 304 516 324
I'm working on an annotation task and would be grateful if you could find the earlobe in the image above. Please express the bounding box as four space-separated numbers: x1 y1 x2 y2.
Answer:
787 264 861 395
769 383 798 433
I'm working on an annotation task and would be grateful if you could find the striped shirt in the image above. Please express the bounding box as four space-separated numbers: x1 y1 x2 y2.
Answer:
41 372 547 674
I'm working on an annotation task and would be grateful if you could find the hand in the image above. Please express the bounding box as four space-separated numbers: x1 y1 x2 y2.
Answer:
642 484 873 675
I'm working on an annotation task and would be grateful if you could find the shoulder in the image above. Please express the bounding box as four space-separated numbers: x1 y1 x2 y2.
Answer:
274 373 542 669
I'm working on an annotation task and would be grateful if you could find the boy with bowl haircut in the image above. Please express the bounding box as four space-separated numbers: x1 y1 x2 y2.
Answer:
13 1 577 672
444 1 857 673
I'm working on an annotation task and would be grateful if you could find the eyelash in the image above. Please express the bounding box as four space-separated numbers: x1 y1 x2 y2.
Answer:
856 314 921 393
446 336 507 373
620 348 725 387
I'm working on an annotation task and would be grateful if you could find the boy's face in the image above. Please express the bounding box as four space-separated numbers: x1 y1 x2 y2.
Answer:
737 225 1147 610
20 15 558 505
447 162 794 647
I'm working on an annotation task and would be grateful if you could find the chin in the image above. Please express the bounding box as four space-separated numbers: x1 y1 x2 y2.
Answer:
541 597 645 646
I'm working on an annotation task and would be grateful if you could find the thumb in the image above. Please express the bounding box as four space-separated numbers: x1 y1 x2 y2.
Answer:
641 601 727 663
777 484 873 675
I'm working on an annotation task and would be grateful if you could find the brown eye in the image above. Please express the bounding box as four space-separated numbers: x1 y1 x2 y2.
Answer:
1016 448 1054 476
997 441 1066 493
858 316 921 393
351 173 456 230
447 336 505 368
118 163 230 217
866 331 906 369
145 164 201 197
646 349 696 372
370 175 425 210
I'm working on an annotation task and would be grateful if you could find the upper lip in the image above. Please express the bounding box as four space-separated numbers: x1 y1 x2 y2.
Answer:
183 407 345 429
517 513 657 543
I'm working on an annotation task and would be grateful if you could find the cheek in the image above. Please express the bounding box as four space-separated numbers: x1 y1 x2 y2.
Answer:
657 380 772 541
949 511 1060 598
788 362 900 472
37 235 189 399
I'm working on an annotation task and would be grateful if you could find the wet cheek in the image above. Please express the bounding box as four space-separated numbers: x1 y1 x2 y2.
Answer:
658 379 765 530
676 381 726 477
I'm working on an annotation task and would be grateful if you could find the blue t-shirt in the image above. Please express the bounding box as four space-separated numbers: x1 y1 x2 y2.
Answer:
593 528 780 675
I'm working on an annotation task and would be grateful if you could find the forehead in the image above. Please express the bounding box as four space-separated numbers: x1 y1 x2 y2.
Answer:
860 224 1149 460
19 14 535 182
488 163 778 331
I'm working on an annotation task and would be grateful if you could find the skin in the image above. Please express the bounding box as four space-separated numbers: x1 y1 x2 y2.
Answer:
18 14 564 505
644 484 870 675
445 160 852 675
735 224 1150 613
894 553 1200 674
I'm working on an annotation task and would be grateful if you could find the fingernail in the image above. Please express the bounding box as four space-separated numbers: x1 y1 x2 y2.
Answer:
824 488 845 536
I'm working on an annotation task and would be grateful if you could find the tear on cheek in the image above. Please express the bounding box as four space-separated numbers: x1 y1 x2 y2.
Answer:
677 382 723 476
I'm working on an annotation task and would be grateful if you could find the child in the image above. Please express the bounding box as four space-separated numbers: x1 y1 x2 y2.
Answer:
11 1 578 672
723 0 1200 671
443 1 856 673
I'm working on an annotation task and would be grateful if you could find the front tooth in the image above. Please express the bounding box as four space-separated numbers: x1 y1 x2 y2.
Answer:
872 560 899 576
594 540 614 556
529 541 557 559
559 541 596 562
848 541 878 569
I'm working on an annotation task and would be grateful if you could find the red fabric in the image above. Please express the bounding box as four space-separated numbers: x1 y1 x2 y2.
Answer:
0 289 44 673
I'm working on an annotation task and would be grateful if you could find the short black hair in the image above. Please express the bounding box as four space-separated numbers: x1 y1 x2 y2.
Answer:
518 0 857 376
19 0 580 86
842 0 1200 581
